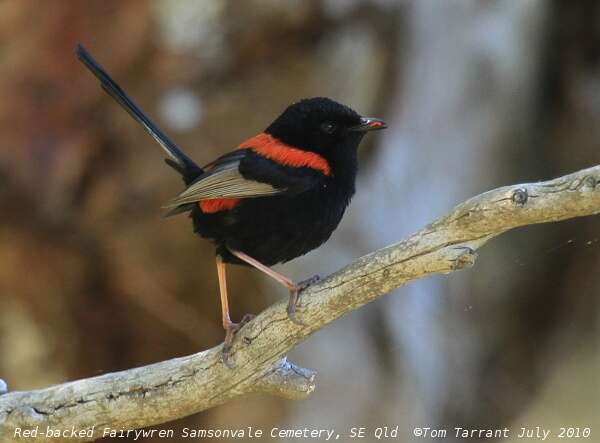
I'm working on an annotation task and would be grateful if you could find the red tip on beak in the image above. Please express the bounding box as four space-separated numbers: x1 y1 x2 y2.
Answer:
349 117 387 132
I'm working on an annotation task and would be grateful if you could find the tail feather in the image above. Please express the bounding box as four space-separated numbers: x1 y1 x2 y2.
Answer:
76 43 202 184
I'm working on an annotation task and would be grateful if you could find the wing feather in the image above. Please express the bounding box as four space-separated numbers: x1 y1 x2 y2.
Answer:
163 152 284 209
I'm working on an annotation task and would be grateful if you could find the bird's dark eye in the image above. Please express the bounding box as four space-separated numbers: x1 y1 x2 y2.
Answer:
320 122 337 134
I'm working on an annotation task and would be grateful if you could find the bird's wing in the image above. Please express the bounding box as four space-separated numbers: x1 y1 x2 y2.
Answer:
163 150 285 208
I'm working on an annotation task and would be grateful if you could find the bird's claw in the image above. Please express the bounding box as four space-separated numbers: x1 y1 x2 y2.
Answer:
287 274 320 325
221 314 255 368
298 274 321 290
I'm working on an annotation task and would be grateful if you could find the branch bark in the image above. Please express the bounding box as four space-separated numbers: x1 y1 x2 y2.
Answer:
2 165 600 442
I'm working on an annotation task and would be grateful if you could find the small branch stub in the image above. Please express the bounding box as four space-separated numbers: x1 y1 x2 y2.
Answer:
450 246 478 270
253 358 317 400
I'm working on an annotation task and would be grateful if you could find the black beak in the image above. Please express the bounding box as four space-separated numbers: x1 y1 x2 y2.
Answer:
349 117 387 132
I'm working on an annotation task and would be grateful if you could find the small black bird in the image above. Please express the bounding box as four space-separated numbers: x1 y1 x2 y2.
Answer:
76 45 386 363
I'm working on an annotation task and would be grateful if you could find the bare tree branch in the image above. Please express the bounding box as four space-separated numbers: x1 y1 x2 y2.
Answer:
2 165 600 442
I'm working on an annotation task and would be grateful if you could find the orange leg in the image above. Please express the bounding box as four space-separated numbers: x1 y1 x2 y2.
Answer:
217 256 253 367
217 255 232 328
228 249 320 325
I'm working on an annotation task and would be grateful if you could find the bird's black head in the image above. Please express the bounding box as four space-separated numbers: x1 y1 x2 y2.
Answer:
265 97 386 158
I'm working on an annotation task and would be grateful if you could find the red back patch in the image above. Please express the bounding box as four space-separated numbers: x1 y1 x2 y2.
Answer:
238 133 331 176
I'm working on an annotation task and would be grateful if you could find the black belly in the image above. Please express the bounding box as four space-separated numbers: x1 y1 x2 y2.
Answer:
191 187 353 266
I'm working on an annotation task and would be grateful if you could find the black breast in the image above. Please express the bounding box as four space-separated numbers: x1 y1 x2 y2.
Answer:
192 180 354 266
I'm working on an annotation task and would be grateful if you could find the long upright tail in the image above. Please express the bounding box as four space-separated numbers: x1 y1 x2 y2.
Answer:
76 44 202 184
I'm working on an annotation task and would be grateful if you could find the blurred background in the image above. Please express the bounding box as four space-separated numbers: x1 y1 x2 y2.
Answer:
1 0 599 441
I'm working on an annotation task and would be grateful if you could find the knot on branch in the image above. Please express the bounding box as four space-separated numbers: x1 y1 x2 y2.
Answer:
582 175 597 191
512 188 528 206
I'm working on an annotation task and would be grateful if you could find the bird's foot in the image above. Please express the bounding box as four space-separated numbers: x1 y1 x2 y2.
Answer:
287 274 320 325
221 313 255 368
